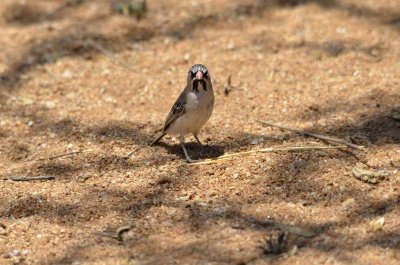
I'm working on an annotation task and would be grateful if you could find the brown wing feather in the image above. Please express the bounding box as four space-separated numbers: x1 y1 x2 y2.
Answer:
163 88 187 132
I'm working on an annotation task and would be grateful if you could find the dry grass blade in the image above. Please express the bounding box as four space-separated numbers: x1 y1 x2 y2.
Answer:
386 152 400 169
49 149 93 160
186 156 234 165
94 232 120 241
188 145 348 166
257 120 365 151
90 41 138 73
8 176 55 181
124 147 139 159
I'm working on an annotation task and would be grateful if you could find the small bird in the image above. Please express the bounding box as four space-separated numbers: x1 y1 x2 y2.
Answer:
150 64 215 163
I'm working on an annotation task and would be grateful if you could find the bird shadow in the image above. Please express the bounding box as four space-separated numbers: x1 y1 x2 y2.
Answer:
156 141 225 161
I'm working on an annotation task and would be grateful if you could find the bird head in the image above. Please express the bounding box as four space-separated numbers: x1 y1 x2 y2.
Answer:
187 64 211 93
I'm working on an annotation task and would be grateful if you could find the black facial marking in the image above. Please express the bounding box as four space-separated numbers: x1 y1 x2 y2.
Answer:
193 79 207 92
193 81 199 93
201 80 207 91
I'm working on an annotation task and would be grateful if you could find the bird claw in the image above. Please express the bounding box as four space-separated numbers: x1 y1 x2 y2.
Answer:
185 157 198 164
181 142 199 163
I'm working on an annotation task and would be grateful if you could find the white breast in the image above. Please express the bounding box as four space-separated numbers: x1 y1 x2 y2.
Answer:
167 82 214 135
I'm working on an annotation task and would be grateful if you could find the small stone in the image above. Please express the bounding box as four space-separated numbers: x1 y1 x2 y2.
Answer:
370 217 385 231
101 68 110 76
62 70 73 78
21 97 34 106
43 101 56 109
161 221 173 227
183 53 190 61
289 245 298 256
336 27 347 34
11 250 20 257
78 173 91 182
342 198 355 210
227 42 235 50
207 190 217 197
352 167 388 184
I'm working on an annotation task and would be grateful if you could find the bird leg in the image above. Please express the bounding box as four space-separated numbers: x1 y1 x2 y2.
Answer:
180 135 197 163
193 134 203 146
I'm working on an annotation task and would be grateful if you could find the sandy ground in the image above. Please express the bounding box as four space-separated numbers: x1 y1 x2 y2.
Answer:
0 0 399 264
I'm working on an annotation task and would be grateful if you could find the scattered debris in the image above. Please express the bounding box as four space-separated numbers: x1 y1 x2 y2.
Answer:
351 167 388 184
111 0 147 19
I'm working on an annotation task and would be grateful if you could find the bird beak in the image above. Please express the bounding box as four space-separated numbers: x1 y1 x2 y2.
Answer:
195 71 204 80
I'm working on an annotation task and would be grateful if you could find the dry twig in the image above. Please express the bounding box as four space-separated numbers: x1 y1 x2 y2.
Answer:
223 75 243 96
116 225 133 241
95 225 133 242
94 232 120 241
273 223 316 238
257 120 365 151
8 176 55 181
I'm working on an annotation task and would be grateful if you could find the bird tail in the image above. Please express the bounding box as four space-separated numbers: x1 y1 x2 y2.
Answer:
149 132 166 146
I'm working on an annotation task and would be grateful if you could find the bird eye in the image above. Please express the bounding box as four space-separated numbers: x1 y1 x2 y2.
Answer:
190 71 196 78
